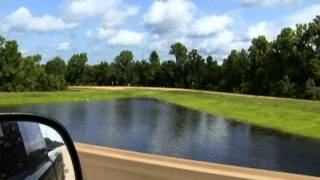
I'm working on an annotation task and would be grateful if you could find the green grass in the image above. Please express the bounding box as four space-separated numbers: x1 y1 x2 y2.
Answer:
1 87 320 140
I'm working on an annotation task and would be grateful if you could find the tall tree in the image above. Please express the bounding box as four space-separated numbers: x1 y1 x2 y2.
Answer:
160 60 176 87
45 57 66 76
221 49 250 92
65 53 88 85
94 61 110 85
247 36 272 94
306 16 320 84
169 42 188 87
20 55 42 91
169 42 188 65
149 50 160 65
186 49 205 89
204 56 222 90
0 39 23 91
149 50 161 86
308 16 320 55
114 50 134 85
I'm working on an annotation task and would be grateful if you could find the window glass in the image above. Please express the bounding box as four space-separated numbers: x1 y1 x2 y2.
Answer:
22 122 48 169
0 122 29 179
23 122 46 152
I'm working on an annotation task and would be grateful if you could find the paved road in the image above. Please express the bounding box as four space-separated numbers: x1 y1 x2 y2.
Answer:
75 143 319 180
71 86 314 102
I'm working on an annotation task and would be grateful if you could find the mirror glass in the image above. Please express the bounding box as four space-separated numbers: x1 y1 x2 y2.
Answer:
0 121 75 180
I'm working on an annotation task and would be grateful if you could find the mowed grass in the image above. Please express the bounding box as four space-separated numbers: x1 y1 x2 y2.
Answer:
1 86 320 140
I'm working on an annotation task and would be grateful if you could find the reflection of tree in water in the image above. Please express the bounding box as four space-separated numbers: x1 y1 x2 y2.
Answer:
173 106 201 138
174 107 187 137
114 99 134 130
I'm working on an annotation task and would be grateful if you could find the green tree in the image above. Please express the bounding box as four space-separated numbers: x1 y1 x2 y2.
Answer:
94 61 110 85
0 35 5 47
44 57 67 90
114 50 134 85
247 36 272 94
0 39 23 91
108 63 118 85
271 76 296 97
65 53 88 85
185 49 205 89
160 60 176 87
45 57 66 76
169 42 188 65
308 16 320 55
221 49 250 92
272 27 301 83
305 16 320 84
149 50 161 86
149 50 160 65
169 42 188 87
304 79 320 99
132 60 152 86
20 55 43 91
203 56 222 90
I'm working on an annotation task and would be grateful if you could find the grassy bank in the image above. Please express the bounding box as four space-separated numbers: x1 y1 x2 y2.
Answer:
1 86 320 140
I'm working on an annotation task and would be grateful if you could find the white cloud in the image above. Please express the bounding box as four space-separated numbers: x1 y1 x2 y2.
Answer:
241 0 302 7
248 21 277 40
56 42 71 51
3 7 76 33
199 31 250 59
90 26 145 47
286 4 320 25
230 41 251 51
102 6 139 28
148 33 192 52
61 0 139 25
149 37 169 51
61 0 121 22
190 15 234 37
199 31 234 57
142 0 196 34
141 0 236 56
97 28 115 40
65 0 141 47
85 30 92 38
140 0 240 58
108 30 144 46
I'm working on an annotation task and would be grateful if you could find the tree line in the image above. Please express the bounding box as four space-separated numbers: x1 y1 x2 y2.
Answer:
0 16 319 100
0 36 67 91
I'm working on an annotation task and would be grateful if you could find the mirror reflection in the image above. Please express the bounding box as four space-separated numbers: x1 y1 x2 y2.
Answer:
0 121 75 180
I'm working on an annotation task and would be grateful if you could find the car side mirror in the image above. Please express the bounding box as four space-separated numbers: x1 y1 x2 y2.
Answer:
0 113 82 180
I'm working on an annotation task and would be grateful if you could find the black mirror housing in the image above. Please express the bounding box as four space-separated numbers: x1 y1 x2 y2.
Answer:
0 113 83 180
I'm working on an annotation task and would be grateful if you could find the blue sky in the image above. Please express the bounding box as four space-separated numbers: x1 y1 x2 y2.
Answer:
0 0 319 64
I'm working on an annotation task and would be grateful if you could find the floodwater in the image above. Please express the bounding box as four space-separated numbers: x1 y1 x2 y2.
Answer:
1 98 320 176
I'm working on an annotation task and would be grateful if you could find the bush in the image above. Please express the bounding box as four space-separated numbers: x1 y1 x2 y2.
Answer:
271 76 296 98
304 79 320 100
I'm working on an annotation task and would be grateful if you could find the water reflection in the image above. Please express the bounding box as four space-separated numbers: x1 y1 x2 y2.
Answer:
0 98 320 176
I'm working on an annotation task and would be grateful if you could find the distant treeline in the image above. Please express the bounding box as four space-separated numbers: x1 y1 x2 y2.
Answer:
0 16 319 100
